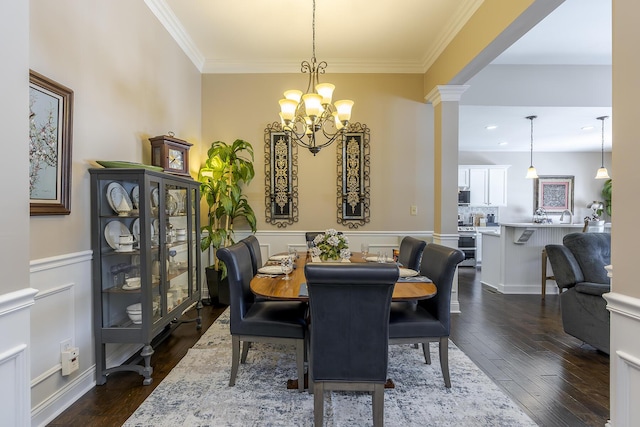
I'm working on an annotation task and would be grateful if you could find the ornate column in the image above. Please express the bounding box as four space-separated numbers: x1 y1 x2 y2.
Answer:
426 85 469 313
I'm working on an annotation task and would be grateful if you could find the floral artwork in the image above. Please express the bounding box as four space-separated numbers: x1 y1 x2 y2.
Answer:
29 71 73 215
311 229 350 261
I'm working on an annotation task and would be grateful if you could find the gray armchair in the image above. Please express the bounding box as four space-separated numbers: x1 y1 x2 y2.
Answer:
545 232 611 354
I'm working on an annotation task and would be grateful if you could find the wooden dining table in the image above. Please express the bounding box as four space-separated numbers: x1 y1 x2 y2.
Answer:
250 251 436 302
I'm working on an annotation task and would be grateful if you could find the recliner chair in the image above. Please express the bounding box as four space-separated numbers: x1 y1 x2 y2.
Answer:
545 232 611 354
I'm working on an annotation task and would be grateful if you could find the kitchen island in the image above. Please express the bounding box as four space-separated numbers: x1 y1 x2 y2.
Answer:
480 222 610 295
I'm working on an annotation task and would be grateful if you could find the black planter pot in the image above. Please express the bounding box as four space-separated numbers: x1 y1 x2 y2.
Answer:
204 266 229 306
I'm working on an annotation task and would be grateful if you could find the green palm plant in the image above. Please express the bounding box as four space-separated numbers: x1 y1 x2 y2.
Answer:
198 139 256 273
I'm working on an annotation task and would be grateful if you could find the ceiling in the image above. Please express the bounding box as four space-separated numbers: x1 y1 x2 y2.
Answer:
148 0 612 152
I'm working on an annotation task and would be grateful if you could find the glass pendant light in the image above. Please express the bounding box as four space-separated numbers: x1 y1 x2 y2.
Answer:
525 115 539 179
595 116 611 179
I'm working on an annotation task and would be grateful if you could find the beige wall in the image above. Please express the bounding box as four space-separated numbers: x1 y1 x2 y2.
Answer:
201 73 434 232
29 0 202 260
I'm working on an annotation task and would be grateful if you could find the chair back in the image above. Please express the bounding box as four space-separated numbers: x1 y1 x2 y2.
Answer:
563 232 611 284
305 263 398 383
398 236 427 270
417 244 465 332
240 235 263 275
216 242 255 334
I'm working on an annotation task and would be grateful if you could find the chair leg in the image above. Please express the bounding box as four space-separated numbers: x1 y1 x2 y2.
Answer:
372 383 384 427
229 335 240 386
241 340 250 363
296 339 305 392
314 382 324 426
422 342 431 365
439 337 451 388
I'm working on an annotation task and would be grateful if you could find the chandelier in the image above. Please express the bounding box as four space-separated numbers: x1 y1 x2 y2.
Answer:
278 0 354 155
525 115 539 179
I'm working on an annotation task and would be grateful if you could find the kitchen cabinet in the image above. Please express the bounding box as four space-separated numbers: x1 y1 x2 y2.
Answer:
463 165 509 206
458 168 470 188
89 168 202 385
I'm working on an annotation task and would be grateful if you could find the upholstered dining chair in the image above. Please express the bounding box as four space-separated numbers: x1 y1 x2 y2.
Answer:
305 263 399 427
398 236 427 270
388 243 464 388
216 242 307 390
240 235 263 275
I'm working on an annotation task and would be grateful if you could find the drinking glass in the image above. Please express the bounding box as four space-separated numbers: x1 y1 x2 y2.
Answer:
377 251 388 263
361 243 369 260
281 256 293 281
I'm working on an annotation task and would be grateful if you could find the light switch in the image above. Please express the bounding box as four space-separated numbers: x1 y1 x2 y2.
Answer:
410 205 418 216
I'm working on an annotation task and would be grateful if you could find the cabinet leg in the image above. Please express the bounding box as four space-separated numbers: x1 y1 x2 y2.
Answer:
196 300 203 330
141 344 154 385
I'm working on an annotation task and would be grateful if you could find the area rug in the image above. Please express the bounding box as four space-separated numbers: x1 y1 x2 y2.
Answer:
123 310 536 426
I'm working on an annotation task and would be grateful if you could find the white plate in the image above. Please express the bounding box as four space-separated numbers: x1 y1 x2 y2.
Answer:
122 282 141 290
399 268 419 277
150 187 159 207
269 254 291 261
104 220 131 250
132 218 140 243
166 192 178 215
106 182 133 214
258 265 285 275
131 185 139 209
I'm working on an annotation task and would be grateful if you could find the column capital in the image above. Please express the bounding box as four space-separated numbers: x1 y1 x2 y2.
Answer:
425 85 470 106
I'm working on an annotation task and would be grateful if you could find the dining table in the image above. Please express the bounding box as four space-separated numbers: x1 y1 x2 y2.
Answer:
250 251 436 302
250 251 436 390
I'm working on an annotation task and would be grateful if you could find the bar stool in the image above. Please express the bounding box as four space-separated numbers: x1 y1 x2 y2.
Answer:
541 248 555 299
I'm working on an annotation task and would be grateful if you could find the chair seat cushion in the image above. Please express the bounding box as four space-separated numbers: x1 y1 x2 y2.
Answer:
388 302 447 338
234 301 307 338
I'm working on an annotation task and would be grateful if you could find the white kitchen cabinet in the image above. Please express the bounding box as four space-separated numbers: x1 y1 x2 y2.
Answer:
458 168 470 188
462 165 509 207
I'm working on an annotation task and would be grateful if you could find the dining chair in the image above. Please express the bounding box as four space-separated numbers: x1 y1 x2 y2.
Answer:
305 263 399 427
388 243 464 388
216 242 307 390
240 235 263 275
397 236 427 270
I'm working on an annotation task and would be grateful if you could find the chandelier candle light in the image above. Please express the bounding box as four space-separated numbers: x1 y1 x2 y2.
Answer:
595 115 611 179
525 115 539 179
278 0 354 155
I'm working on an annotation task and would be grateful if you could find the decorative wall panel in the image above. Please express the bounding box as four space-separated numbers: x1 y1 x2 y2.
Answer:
264 122 298 227
337 123 370 228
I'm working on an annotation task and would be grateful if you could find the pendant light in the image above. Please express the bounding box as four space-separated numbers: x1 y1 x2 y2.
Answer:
525 115 539 179
595 116 611 179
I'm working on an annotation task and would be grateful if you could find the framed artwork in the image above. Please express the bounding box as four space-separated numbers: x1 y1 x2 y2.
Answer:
337 122 370 228
29 70 74 215
534 175 574 213
264 122 298 227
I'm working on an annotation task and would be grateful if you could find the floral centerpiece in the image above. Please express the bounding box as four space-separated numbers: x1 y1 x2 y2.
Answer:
312 229 350 261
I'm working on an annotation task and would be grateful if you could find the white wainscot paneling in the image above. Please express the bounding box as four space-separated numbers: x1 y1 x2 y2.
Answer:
605 287 640 427
29 251 96 427
0 288 38 427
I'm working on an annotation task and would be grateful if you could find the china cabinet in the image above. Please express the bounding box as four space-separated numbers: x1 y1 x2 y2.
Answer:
89 168 201 385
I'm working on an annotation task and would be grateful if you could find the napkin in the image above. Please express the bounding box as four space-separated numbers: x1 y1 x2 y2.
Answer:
398 276 432 283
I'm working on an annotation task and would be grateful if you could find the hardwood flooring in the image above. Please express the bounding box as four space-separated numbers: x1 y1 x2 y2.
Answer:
48 268 609 426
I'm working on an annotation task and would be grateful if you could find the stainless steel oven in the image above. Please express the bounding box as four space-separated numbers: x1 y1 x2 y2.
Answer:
458 226 477 267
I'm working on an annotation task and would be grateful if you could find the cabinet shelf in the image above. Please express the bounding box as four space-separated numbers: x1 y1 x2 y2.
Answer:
90 168 202 386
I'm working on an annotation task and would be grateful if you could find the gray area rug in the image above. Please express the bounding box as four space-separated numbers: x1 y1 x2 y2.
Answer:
123 310 537 426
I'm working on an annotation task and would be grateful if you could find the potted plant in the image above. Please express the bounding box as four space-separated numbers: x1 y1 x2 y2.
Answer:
198 139 256 305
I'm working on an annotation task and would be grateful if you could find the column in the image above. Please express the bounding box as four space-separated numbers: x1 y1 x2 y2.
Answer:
426 85 469 313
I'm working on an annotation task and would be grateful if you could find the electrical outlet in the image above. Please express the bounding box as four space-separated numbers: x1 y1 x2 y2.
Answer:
410 205 418 216
60 339 72 354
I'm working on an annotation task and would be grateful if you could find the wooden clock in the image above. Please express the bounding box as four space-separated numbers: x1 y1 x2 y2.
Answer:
149 134 193 177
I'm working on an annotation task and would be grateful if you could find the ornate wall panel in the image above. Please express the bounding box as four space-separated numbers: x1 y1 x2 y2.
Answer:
337 122 370 228
264 122 298 227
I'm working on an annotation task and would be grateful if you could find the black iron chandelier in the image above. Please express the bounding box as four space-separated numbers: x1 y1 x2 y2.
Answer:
277 0 354 155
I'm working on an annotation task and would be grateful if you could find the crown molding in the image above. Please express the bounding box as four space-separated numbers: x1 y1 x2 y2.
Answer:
144 0 205 72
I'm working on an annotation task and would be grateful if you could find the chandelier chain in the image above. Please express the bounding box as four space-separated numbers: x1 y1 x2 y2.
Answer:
311 0 316 62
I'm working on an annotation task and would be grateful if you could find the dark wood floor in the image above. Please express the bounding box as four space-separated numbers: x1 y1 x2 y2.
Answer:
49 268 609 427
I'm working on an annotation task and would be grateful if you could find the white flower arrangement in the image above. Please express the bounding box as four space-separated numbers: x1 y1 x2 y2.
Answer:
311 229 350 261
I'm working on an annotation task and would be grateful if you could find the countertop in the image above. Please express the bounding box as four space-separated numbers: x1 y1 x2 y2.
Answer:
501 222 586 228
